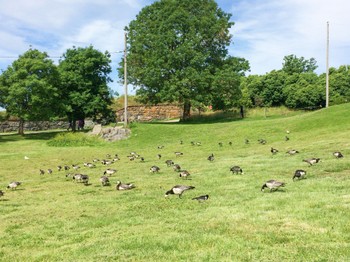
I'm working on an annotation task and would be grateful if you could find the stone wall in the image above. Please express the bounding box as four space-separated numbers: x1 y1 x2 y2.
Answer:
116 104 182 122
0 120 94 133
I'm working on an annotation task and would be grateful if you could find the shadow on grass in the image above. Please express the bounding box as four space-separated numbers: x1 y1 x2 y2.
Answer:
0 130 87 143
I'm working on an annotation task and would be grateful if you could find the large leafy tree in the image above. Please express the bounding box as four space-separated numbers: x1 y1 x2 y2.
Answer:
282 54 318 74
121 0 245 120
58 46 113 130
0 48 61 135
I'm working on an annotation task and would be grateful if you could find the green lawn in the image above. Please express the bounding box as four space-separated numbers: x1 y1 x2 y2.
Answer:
1 104 350 261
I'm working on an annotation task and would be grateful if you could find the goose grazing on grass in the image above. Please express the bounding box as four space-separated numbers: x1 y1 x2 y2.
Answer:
207 153 214 162
175 152 183 157
72 164 80 170
218 142 223 147
100 176 110 186
165 160 174 167
196 142 201 146
47 169 53 175
104 168 117 176
333 151 344 158
230 166 243 175
64 165 70 171
286 149 299 155
158 145 164 149
303 158 321 166
127 156 135 161
39 169 45 175
157 154 162 160
140 157 145 162
84 162 96 168
179 170 191 179
106 154 112 159
93 158 100 162
101 159 113 165
72 174 89 184
116 181 135 191
113 156 120 162
258 139 267 145
192 194 209 202
57 165 62 171
7 181 21 190
261 180 285 192
173 164 181 172
271 147 279 154
150 165 160 173
165 185 195 198
285 136 290 141
0 190 4 198
293 170 307 180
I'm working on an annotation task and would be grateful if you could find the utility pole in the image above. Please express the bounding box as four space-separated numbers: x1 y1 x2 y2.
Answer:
326 21 329 108
124 32 128 127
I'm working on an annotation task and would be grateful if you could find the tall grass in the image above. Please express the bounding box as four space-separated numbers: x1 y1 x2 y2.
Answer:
0 104 350 261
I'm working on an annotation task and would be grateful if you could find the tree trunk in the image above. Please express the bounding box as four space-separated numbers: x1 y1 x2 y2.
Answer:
240 106 244 118
182 100 191 121
18 118 24 135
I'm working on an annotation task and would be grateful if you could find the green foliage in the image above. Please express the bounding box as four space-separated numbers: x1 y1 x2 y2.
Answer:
59 45 113 128
282 54 318 74
0 48 61 134
121 0 249 119
47 132 105 147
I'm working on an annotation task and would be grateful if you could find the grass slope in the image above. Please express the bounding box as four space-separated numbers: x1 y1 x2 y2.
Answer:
1 104 350 261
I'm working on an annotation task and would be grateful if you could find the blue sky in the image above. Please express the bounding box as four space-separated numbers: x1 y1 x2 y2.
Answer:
1 0 349 96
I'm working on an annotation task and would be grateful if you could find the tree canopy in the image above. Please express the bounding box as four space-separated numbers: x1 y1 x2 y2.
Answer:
121 0 249 119
0 48 61 134
58 46 114 130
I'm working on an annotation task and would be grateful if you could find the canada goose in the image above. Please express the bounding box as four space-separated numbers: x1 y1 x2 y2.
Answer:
207 153 214 162
261 180 285 192
158 145 164 149
104 168 117 176
218 142 223 147
333 151 344 158
116 181 135 190
127 156 135 161
258 139 267 145
72 164 80 170
229 141 232 146
173 164 181 172
64 165 70 171
0 190 4 198
106 154 112 159
39 169 45 175
130 152 140 158
286 149 299 155
100 176 110 186
245 139 249 144
285 136 290 141
150 165 160 173
140 157 145 162
165 185 195 198
47 169 53 175
303 158 321 166
180 140 183 145
93 158 100 162
57 165 62 171
230 166 243 174
196 142 201 146
7 181 21 190
293 170 307 180
191 141 195 146
101 159 113 165
192 194 209 202
113 156 120 162
179 170 191 179
175 152 183 157
165 160 174 167
72 174 89 184
271 147 279 154
84 162 96 168
157 154 162 160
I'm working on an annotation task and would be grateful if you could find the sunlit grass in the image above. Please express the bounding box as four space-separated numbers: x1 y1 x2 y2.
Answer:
1 104 350 261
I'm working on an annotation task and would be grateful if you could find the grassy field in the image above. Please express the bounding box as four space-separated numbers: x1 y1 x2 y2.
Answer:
1 104 350 261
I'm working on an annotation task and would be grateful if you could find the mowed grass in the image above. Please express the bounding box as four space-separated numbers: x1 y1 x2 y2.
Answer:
1 104 350 261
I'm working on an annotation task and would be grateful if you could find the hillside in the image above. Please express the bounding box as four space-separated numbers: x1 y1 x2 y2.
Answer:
0 103 349 261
